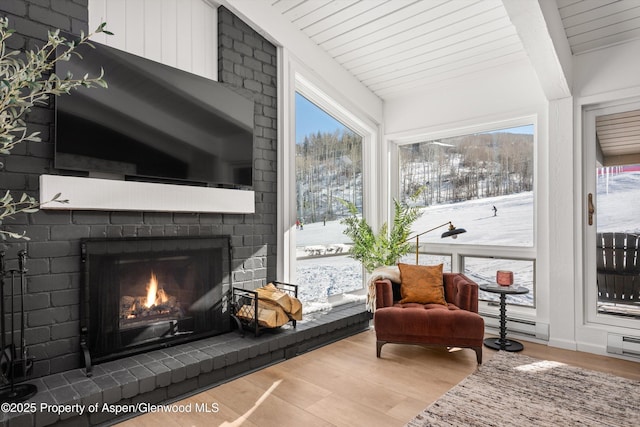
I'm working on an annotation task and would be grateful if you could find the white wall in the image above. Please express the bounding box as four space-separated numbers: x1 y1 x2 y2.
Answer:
546 96 576 350
89 0 218 80
574 38 640 98
384 60 546 135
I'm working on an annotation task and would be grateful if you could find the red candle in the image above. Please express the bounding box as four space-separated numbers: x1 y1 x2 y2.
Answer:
496 270 514 286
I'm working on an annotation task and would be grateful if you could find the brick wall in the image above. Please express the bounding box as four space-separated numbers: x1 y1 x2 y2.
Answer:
0 1 277 378
218 6 279 287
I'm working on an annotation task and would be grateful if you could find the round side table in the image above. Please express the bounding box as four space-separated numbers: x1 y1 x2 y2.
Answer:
479 284 529 352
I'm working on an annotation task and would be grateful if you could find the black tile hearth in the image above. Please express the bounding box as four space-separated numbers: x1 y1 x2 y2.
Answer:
1 303 369 427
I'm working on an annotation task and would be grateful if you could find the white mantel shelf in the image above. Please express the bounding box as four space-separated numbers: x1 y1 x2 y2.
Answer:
39 174 255 214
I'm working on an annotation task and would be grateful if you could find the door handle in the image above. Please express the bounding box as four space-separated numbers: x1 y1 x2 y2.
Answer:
588 193 595 226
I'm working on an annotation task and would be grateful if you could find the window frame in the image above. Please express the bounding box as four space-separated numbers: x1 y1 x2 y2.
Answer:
388 116 539 318
278 54 379 301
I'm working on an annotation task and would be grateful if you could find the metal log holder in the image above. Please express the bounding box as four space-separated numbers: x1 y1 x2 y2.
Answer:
0 250 37 403
231 281 298 337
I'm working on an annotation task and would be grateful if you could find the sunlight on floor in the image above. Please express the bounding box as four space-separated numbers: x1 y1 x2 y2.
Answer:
220 379 282 427
514 360 566 373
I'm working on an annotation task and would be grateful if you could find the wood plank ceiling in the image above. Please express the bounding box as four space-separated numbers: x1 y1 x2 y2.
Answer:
270 0 527 99
596 109 640 166
272 0 640 99
558 0 640 55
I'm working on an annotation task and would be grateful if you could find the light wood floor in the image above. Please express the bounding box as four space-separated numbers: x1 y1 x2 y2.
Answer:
116 329 640 427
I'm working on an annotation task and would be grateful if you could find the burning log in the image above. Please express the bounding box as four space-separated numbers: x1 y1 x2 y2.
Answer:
119 271 183 321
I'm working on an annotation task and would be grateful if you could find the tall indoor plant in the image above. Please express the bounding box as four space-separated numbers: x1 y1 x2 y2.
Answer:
0 18 111 239
340 192 422 273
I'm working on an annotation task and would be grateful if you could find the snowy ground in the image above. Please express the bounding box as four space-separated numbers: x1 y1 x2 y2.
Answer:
296 191 534 252
596 171 640 233
295 171 640 308
295 256 362 303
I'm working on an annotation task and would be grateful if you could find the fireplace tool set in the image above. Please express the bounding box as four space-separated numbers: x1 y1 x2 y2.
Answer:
0 250 37 402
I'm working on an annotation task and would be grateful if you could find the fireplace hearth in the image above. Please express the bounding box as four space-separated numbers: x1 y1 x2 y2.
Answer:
80 236 232 374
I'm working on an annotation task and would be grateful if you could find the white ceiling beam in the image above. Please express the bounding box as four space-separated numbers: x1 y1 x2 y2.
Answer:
502 0 572 100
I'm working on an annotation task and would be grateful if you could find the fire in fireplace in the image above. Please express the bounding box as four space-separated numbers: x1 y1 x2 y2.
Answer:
121 271 180 324
80 236 232 372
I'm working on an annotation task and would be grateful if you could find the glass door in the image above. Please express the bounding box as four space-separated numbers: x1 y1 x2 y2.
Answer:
584 102 640 326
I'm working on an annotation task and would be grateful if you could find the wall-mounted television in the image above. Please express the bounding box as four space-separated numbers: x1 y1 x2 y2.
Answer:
55 36 254 189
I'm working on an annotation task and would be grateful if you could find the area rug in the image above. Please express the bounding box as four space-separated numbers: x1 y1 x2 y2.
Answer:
407 351 639 426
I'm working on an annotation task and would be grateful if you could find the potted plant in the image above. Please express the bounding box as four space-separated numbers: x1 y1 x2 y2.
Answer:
0 18 111 239
339 192 422 273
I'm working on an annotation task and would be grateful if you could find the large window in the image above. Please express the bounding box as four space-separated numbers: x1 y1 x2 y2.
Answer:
294 93 364 303
398 125 534 248
396 124 536 307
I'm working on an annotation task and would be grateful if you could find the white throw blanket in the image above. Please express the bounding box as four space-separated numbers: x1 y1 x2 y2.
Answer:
366 265 401 312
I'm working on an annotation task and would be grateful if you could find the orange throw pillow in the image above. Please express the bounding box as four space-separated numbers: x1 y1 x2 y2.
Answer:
398 263 446 305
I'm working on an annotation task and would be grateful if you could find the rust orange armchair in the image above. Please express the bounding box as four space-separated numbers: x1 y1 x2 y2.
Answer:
374 272 484 363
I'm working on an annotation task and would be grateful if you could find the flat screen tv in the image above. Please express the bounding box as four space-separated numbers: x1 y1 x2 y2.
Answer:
55 36 254 188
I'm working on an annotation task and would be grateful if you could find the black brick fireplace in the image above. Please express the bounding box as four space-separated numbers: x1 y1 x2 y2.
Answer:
0 3 279 379
80 237 232 373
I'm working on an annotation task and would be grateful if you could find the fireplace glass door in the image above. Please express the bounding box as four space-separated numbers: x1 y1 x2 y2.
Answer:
81 236 231 364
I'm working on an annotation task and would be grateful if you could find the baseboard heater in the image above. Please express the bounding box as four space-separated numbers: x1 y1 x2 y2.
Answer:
480 311 549 341
607 333 640 359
